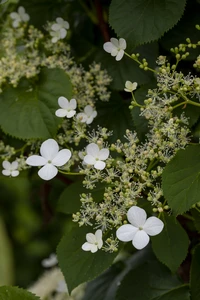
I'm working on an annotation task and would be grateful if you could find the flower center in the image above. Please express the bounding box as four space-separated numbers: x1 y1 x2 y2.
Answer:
139 226 143 230
48 160 52 164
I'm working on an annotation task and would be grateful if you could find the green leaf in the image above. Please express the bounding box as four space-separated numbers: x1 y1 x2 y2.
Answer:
190 244 200 300
0 286 40 300
57 181 106 214
109 0 187 49
162 145 200 214
57 224 117 293
117 259 182 300
151 213 189 273
153 285 190 300
0 218 14 285
191 209 200 233
0 68 72 139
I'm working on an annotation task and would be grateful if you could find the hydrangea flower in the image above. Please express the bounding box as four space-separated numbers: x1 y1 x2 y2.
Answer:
116 206 164 250
103 38 126 61
2 160 19 177
83 143 109 170
26 139 71 181
42 253 58 268
50 17 69 43
76 105 97 124
82 229 103 253
124 81 138 92
10 6 30 28
55 97 77 118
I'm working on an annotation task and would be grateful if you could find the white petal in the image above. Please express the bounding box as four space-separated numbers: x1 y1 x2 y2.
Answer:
21 13 30 22
116 49 124 61
66 110 76 118
125 81 133 90
13 20 19 28
82 242 93 251
90 244 98 253
103 42 114 53
2 161 11 170
26 155 47 166
116 224 138 242
84 105 93 115
86 233 96 244
119 38 126 50
11 170 19 177
11 161 18 170
55 109 67 117
58 96 69 109
51 23 61 31
98 149 109 160
38 164 58 181
95 230 103 249
42 253 58 267
111 48 118 57
40 139 59 160
132 230 150 250
76 113 87 123
132 82 138 90
110 38 119 47
18 6 25 15
63 21 69 29
10 12 19 19
83 155 96 165
85 116 94 124
2 170 11 176
56 17 63 24
51 36 58 43
69 99 77 110
94 161 106 170
86 143 99 157
127 206 147 227
60 28 67 39
143 217 164 236
52 149 71 166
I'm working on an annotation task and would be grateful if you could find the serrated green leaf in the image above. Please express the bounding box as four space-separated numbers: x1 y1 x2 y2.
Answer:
0 218 14 285
153 285 190 300
162 145 200 214
117 259 182 300
0 68 72 139
190 244 200 300
0 286 40 300
57 181 106 214
57 224 117 293
109 0 187 49
151 213 189 273
191 209 200 233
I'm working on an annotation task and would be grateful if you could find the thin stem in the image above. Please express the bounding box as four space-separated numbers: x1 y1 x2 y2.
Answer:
131 91 144 108
58 170 82 176
172 101 187 110
195 206 200 214
182 213 195 221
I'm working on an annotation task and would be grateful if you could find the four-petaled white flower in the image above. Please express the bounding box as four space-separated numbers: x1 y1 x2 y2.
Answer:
124 81 138 92
42 253 58 268
10 6 30 28
76 105 97 124
2 160 19 177
83 143 109 170
50 17 69 43
116 206 164 250
103 38 126 61
55 96 77 118
82 229 103 253
26 139 71 181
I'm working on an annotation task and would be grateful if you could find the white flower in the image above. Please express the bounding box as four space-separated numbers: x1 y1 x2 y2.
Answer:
55 97 77 118
124 81 138 92
116 206 164 250
50 17 69 43
56 280 68 293
76 105 97 124
2 160 19 177
10 6 30 28
83 143 109 170
42 253 58 268
26 139 71 181
82 229 103 253
103 38 126 61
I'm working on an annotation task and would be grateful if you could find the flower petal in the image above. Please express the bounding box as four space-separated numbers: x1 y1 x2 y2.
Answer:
38 164 58 180
86 233 96 244
60 28 67 39
18 6 25 15
52 149 71 166
127 206 147 227
69 99 77 110
111 48 118 57
95 230 103 249
76 113 87 123
119 38 126 50
116 49 124 61
86 143 99 156
98 149 109 160
10 12 19 19
2 161 11 170
40 139 59 160
90 244 98 253
125 81 133 90
132 230 150 250
58 96 69 109
11 170 19 177
85 116 94 124
103 42 114 53
94 161 105 170
84 105 93 115
116 224 138 242
11 161 18 170
110 38 119 47
66 110 76 118
2 170 11 176
26 155 47 166
55 109 67 118
82 242 92 251
83 155 96 165
143 217 164 236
